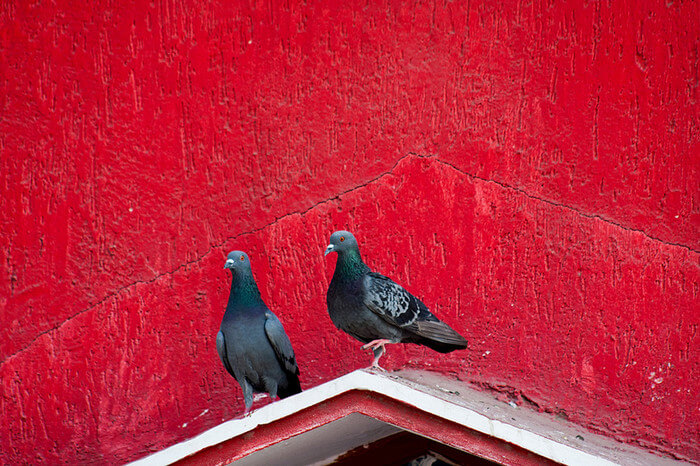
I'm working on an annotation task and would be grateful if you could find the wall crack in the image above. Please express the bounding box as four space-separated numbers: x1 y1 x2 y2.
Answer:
3 152 696 366
0 152 414 365
410 153 699 254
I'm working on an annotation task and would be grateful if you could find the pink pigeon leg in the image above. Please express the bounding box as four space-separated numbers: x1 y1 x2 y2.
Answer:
361 339 392 371
361 339 392 351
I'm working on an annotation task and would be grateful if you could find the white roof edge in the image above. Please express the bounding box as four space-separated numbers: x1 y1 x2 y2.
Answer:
128 370 616 466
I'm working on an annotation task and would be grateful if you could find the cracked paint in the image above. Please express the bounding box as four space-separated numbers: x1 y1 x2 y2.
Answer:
0 151 420 364
4 152 696 365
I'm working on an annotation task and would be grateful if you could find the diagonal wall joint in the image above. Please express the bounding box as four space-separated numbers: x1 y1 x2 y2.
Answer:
2 152 696 365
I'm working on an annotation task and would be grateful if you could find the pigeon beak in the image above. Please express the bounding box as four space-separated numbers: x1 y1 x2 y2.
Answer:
324 244 334 256
224 259 235 269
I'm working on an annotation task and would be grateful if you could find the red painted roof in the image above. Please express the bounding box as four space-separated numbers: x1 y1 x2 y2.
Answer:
130 370 676 465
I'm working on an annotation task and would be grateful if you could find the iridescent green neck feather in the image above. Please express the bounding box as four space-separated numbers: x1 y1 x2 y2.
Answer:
334 248 369 281
228 271 262 308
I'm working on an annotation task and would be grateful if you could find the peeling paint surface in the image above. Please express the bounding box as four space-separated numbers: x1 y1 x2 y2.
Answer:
0 0 698 464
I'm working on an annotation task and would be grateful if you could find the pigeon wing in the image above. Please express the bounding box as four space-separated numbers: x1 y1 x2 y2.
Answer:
364 272 468 348
264 311 300 376
216 331 236 378
363 272 435 327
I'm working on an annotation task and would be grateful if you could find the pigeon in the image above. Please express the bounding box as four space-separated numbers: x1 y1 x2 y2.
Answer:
216 251 301 412
324 230 468 370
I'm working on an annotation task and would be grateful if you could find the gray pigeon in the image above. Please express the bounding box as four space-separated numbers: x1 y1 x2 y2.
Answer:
325 231 468 369
217 251 301 412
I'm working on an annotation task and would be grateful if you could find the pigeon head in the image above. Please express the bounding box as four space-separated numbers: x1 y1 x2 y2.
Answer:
224 250 252 274
324 230 359 256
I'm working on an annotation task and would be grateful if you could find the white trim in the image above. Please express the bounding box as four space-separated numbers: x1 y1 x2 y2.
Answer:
129 370 619 466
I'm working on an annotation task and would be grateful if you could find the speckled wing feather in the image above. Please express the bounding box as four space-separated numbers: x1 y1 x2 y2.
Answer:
363 272 436 327
363 272 467 347
263 311 300 376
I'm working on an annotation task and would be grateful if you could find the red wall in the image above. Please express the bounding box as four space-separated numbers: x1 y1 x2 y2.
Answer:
1 0 698 463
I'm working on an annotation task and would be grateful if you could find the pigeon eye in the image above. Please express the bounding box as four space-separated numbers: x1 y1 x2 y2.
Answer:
340 236 345 242
240 255 245 261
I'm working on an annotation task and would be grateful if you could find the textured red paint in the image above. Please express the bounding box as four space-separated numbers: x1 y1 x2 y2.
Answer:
0 0 698 464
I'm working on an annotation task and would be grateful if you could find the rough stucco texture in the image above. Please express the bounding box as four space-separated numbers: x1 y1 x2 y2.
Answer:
0 0 698 463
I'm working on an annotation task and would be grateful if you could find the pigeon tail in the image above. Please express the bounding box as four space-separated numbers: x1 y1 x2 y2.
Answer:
409 320 468 353
277 375 302 399
419 338 469 353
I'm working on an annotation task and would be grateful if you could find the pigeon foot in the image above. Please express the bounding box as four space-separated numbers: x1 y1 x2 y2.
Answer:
364 340 390 371
369 360 387 372
361 339 392 351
